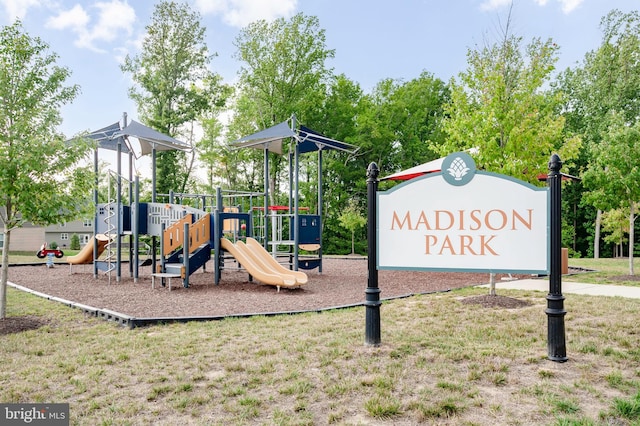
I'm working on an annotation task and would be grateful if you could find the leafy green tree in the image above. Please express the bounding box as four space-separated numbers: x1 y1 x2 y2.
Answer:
286 70 451 253
304 75 368 254
0 21 94 318
435 12 579 295
338 201 367 255
436 18 578 184
231 12 335 204
601 207 629 258
203 94 263 193
583 114 640 274
378 72 449 171
564 9 640 260
121 0 229 196
70 234 81 250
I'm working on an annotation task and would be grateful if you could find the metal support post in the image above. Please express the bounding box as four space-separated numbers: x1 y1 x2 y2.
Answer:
547 153 568 362
365 162 381 346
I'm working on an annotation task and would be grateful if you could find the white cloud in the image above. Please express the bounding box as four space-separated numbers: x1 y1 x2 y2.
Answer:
0 0 43 22
195 0 297 27
46 4 90 32
479 0 512 12
45 0 135 52
480 0 584 14
558 0 583 14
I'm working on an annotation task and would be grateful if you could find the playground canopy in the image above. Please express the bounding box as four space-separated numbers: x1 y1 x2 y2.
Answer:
231 119 359 155
231 121 296 155
83 119 190 158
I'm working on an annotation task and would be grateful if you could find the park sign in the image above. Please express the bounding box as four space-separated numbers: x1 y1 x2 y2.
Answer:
377 152 549 274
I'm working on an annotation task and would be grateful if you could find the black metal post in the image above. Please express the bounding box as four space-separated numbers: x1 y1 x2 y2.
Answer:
365 162 381 346
547 153 568 362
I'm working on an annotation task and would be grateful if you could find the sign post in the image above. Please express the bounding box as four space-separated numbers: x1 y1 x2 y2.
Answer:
546 154 568 362
365 162 381 346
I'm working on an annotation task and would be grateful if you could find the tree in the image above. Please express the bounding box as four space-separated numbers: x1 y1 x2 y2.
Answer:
563 9 640 260
338 201 366 255
70 234 81 251
436 11 579 185
0 21 94 319
231 13 335 204
583 114 640 274
601 208 629 258
376 72 449 171
305 75 368 254
435 10 579 295
121 0 229 195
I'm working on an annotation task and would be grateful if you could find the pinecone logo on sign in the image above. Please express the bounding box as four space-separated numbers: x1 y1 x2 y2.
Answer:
447 157 470 181
442 151 476 186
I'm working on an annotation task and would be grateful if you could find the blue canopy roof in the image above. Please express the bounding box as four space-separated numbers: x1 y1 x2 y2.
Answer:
231 121 358 155
297 126 358 154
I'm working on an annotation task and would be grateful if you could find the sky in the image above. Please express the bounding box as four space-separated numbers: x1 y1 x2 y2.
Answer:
0 0 638 174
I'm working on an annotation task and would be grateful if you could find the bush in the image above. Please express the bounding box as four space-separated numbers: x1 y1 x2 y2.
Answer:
49 241 58 249
70 234 80 250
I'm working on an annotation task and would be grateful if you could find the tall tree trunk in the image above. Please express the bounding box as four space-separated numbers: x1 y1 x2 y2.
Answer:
1 227 10 319
594 209 602 259
629 203 635 276
179 122 197 194
351 231 355 255
269 175 277 206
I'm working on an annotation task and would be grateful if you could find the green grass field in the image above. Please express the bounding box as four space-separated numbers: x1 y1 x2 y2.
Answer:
565 257 640 286
2 257 640 424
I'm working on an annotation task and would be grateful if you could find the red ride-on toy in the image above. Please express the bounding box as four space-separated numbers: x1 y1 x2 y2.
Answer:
36 243 64 259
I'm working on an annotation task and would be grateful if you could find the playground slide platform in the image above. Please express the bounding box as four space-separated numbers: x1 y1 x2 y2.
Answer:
244 237 308 285
66 234 110 265
220 238 302 291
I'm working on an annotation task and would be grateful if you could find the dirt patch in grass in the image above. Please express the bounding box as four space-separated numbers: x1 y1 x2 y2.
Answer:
610 274 640 282
0 315 51 335
460 294 532 309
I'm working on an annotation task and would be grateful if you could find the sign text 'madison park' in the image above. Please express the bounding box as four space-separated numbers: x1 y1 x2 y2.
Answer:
377 152 549 273
390 208 534 256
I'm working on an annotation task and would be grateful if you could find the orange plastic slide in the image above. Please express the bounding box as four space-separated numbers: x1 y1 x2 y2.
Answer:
244 237 307 285
220 238 304 291
66 234 109 265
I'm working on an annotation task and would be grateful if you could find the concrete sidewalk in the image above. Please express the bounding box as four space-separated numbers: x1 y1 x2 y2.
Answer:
478 279 640 299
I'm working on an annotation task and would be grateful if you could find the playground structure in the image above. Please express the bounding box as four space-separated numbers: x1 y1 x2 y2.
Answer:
69 113 357 290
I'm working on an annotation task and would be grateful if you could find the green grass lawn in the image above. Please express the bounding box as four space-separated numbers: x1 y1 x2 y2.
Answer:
565 257 640 286
2 258 640 424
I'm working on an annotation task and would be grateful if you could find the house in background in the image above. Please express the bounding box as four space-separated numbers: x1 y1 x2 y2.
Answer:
45 218 94 249
3 218 94 252
2 222 45 252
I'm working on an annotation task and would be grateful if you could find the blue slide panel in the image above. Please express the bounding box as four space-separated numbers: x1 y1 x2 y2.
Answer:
297 215 320 245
